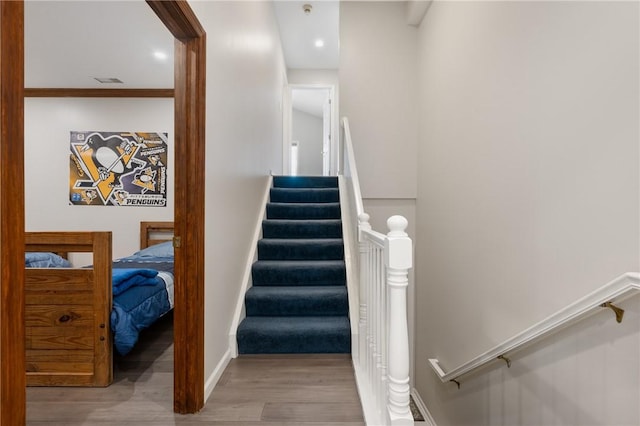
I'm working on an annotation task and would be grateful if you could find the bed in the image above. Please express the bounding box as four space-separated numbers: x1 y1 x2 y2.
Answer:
25 221 174 386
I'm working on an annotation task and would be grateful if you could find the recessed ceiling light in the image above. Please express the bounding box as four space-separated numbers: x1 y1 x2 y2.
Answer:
314 39 325 48
153 51 168 61
94 77 123 84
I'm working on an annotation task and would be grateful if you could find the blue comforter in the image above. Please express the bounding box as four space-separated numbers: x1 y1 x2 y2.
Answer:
112 268 159 296
110 259 174 356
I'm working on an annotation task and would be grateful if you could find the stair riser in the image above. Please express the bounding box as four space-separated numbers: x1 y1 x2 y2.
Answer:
237 318 351 354
245 289 348 317
262 221 343 239
273 176 338 188
252 263 346 286
238 336 351 354
258 241 344 261
270 188 339 203
245 297 349 317
267 204 341 220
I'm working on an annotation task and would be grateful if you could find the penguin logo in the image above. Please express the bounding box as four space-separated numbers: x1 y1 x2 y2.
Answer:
147 154 164 167
81 189 98 204
71 133 144 204
81 134 133 181
113 190 129 205
132 167 156 192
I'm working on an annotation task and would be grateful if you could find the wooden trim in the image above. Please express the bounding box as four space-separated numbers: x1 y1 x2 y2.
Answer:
147 0 206 414
0 1 25 424
173 35 206 414
24 88 174 98
140 221 175 249
146 1 205 40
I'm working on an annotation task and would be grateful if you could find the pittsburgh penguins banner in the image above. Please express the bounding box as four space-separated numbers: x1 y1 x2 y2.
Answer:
69 131 168 206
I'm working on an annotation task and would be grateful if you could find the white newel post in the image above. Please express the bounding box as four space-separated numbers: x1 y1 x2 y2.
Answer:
358 213 371 370
385 216 413 425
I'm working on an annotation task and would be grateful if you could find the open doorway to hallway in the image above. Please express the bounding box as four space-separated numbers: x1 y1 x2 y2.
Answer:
285 85 335 176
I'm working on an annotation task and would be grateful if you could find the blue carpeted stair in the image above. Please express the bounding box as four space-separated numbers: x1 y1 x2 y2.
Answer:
237 176 350 354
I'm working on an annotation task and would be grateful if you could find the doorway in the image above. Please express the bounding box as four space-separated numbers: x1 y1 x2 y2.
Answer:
284 85 336 176
0 1 205 423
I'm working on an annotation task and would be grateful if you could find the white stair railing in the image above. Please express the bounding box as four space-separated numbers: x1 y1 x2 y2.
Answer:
340 117 414 426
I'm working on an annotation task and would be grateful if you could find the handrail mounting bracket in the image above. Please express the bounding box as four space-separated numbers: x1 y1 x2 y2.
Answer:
601 301 624 323
497 354 511 368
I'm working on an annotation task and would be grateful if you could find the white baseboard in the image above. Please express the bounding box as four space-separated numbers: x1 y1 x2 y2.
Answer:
204 347 232 403
411 387 437 425
352 361 380 426
229 333 238 358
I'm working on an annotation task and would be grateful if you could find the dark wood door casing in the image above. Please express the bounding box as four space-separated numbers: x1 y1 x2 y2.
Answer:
146 0 206 414
0 1 26 425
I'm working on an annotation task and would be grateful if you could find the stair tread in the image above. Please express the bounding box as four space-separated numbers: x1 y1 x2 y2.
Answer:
266 203 341 220
259 238 343 244
258 238 344 260
268 202 340 206
252 260 346 287
253 259 346 267
262 220 343 239
237 316 350 354
238 316 350 330
246 286 348 296
245 286 348 317
272 188 338 192
262 219 342 226
270 188 339 203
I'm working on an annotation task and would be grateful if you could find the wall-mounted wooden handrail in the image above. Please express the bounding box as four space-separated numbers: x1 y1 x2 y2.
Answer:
428 272 640 386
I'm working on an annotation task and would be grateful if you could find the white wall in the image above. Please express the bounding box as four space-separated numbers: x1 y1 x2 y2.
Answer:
24 98 174 259
339 1 418 199
292 108 323 175
415 2 640 424
187 0 286 397
339 0 420 383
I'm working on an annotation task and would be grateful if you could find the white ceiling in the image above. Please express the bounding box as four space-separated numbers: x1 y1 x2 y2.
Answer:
25 1 340 89
276 1 339 119
273 1 340 70
25 1 174 88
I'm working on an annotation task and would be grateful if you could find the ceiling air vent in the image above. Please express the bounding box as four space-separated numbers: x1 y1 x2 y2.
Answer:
94 77 123 84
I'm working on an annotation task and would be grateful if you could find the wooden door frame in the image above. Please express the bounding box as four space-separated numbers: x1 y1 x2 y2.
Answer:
0 2 26 425
0 1 205 422
146 1 206 414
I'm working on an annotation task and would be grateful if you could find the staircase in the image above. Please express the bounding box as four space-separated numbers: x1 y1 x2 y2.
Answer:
237 176 351 354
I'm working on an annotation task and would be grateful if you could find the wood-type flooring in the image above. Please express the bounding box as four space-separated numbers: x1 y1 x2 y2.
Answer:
26 312 365 425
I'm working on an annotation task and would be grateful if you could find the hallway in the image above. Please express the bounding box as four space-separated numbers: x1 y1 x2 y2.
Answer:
26 313 364 425
210 354 364 425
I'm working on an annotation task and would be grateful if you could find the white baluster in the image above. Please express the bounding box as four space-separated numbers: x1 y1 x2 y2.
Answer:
370 244 378 401
358 213 371 371
381 245 389 422
385 216 413 425
375 245 383 422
